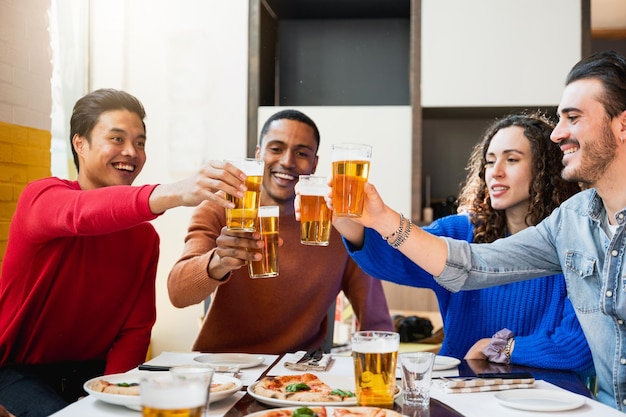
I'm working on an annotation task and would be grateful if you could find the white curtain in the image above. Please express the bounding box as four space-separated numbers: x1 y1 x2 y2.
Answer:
49 0 89 179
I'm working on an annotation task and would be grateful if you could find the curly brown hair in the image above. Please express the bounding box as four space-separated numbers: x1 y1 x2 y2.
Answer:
456 112 581 243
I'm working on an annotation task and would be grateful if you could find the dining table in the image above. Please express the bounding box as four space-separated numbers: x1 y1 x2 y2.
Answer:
50 350 624 417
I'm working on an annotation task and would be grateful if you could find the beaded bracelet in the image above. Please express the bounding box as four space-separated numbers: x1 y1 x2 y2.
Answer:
383 213 405 243
382 213 412 249
391 217 412 249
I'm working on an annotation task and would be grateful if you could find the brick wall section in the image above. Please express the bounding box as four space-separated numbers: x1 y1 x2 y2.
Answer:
0 0 53 131
0 121 51 271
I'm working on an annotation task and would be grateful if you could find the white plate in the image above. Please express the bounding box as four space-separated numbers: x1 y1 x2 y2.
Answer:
84 372 242 411
246 406 403 417
494 388 586 411
194 353 265 368
84 372 143 410
247 377 401 408
210 374 244 403
433 355 461 371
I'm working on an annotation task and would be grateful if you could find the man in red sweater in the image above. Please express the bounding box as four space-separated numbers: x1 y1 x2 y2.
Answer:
168 109 394 354
0 88 247 416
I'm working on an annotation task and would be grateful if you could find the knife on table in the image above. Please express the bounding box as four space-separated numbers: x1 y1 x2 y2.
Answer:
138 364 241 373
138 364 170 371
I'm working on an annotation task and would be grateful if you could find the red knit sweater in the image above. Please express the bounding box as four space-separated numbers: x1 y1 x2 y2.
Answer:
0 178 160 374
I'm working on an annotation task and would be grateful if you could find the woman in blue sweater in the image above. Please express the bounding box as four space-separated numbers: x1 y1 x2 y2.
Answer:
333 113 594 376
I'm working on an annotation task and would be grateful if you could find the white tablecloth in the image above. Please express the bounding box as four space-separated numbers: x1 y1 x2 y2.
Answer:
50 352 278 417
430 379 624 417
50 352 624 417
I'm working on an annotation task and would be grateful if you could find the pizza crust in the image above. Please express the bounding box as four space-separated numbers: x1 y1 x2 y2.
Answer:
211 381 237 392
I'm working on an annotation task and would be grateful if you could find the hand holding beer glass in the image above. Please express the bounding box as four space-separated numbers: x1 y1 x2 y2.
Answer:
298 175 332 246
331 143 372 217
226 158 264 231
248 205 280 278
352 331 400 408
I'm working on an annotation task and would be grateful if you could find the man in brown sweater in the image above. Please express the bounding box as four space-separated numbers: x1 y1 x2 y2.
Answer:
167 109 394 353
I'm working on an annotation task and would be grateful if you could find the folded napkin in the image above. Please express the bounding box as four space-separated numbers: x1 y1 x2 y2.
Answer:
284 351 334 372
435 377 535 393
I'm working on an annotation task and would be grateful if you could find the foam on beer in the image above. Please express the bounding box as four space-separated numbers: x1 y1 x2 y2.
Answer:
141 382 205 409
352 339 399 353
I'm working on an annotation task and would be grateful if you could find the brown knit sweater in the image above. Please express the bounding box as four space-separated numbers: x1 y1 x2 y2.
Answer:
167 200 394 354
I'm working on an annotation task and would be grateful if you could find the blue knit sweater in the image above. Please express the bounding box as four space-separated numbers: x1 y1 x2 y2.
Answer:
344 213 594 375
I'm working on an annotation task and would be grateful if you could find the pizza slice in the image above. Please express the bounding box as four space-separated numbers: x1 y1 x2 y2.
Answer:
333 407 403 417
253 374 354 402
90 379 140 396
260 406 328 417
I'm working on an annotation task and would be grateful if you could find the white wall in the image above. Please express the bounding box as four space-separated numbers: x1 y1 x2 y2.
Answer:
421 0 583 107
0 0 52 130
258 106 412 216
89 0 250 355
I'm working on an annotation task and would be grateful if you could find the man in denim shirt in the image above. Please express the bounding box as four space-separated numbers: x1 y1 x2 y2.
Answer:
329 50 626 410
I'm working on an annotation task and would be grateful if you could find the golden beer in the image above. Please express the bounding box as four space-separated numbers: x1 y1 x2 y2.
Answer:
332 160 370 217
300 196 332 246
142 405 203 417
352 331 399 408
226 175 263 231
248 206 279 278
141 375 206 417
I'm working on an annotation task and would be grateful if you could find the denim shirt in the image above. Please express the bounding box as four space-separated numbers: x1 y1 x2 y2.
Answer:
436 188 626 411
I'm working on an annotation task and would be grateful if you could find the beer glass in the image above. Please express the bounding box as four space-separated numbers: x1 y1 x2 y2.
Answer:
170 365 214 416
352 330 399 408
248 205 279 278
298 175 332 246
226 158 264 231
140 373 207 417
331 143 372 217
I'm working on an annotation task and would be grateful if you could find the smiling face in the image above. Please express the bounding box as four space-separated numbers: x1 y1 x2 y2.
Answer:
73 109 147 190
551 78 619 186
255 118 319 207
485 126 533 219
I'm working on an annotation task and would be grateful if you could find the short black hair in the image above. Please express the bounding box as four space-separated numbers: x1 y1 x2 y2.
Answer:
69 88 146 172
566 50 626 118
258 109 320 148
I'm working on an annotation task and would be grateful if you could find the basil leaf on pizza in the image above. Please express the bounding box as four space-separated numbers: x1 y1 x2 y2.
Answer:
287 383 312 392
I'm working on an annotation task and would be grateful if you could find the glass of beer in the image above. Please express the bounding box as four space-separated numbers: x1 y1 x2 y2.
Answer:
298 175 332 246
352 330 400 408
170 365 214 416
226 158 264 231
248 205 279 278
331 143 372 217
140 373 207 417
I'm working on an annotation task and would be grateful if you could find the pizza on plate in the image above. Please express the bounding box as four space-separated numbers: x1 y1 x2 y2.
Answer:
253 374 355 402
257 407 402 417
89 378 236 396
90 379 140 396
261 406 328 417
